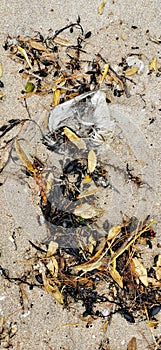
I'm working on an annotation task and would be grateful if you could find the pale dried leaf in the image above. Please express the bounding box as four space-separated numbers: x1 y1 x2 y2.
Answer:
87 242 94 255
63 128 81 142
74 203 104 219
15 139 35 173
18 91 36 100
109 266 123 288
107 225 122 241
54 36 73 46
93 238 106 260
72 238 106 274
87 235 97 254
156 254 161 267
42 271 64 305
17 46 32 69
0 93 5 99
30 40 47 51
127 337 137 350
63 127 86 149
99 64 109 83
46 283 64 305
47 241 58 257
155 254 161 280
52 80 66 91
47 256 58 277
41 51 55 60
46 172 54 193
149 57 157 71
110 73 124 89
125 67 139 76
88 150 97 173
53 89 61 106
98 0 106 15
77 184 98 199
52 76 65 87
131 257 148 287
72 258 103 273
153 266 161 281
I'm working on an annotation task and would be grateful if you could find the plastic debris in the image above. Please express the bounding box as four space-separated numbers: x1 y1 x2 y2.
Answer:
126 56 144 74
48 90 115 137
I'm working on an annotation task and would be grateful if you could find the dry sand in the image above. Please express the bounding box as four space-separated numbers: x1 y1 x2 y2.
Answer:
0 1 161 349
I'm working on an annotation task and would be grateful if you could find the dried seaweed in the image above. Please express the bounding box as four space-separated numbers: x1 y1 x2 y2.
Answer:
1 217 159 328
3 18 138 103
1 19 160 350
